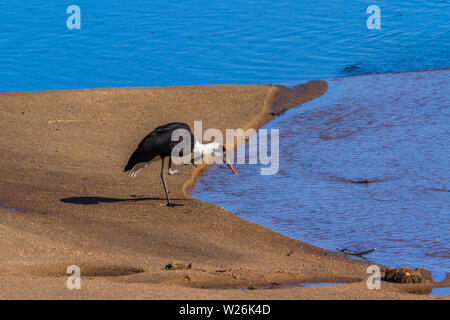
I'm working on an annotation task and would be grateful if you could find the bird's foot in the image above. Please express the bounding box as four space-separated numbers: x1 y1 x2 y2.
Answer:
160 202 180 207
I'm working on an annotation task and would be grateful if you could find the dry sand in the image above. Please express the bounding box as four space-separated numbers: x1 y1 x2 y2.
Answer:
0 81 446 299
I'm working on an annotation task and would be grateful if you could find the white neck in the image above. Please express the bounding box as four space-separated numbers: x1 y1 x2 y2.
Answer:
194 140 220 156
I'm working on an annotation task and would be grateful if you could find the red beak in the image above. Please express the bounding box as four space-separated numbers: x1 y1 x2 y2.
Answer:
226 162 238 175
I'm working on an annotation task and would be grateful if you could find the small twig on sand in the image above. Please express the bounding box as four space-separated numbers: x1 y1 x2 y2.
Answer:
48 120 82 124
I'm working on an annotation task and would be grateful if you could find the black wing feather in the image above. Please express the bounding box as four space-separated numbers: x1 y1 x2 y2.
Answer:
124 122 193 172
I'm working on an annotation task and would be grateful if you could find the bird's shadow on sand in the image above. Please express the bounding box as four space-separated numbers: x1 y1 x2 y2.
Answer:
60 196 187 206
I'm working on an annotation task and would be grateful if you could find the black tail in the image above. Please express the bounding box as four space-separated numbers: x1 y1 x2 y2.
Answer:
124 151 140 172
124 148 157 172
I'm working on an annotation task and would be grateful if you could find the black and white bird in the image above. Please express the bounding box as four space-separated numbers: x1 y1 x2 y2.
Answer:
124 122 238 207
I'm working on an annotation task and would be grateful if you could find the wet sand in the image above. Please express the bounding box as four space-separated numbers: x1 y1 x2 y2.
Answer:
0 82 446 299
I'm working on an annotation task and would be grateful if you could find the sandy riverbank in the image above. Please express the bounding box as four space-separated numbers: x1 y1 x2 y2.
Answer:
0 82 445 299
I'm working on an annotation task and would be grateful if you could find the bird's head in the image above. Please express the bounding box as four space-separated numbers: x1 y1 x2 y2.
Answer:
213 145 238 176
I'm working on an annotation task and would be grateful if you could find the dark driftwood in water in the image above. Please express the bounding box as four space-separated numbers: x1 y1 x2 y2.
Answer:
344 64 361 72
430 188 450 192
338 178 385 184
336 248 376 258
329 176 387 184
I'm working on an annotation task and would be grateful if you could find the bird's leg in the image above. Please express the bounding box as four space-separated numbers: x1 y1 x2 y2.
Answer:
168 155 201 175
160 157 174 207
168 157 181 175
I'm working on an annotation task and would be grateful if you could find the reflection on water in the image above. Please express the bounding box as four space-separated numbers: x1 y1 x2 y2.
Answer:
430 287 450 295
301 282 347 287
193 70 450 280
0 205 24 213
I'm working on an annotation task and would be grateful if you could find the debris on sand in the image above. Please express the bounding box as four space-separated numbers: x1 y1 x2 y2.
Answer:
48 119 82 124
383 266 434 284
165 261 192 271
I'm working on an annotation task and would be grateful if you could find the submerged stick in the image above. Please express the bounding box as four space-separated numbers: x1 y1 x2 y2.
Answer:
336 248 376 258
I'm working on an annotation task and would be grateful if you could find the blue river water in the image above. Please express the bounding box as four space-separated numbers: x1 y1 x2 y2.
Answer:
0 1 449 282
0 1 449 91
193 69 450 281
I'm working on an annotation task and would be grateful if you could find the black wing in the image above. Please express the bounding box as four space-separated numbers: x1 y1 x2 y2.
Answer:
124 122 193 172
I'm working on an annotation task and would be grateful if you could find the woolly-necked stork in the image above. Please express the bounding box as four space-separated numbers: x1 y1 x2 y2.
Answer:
124 122 238 207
